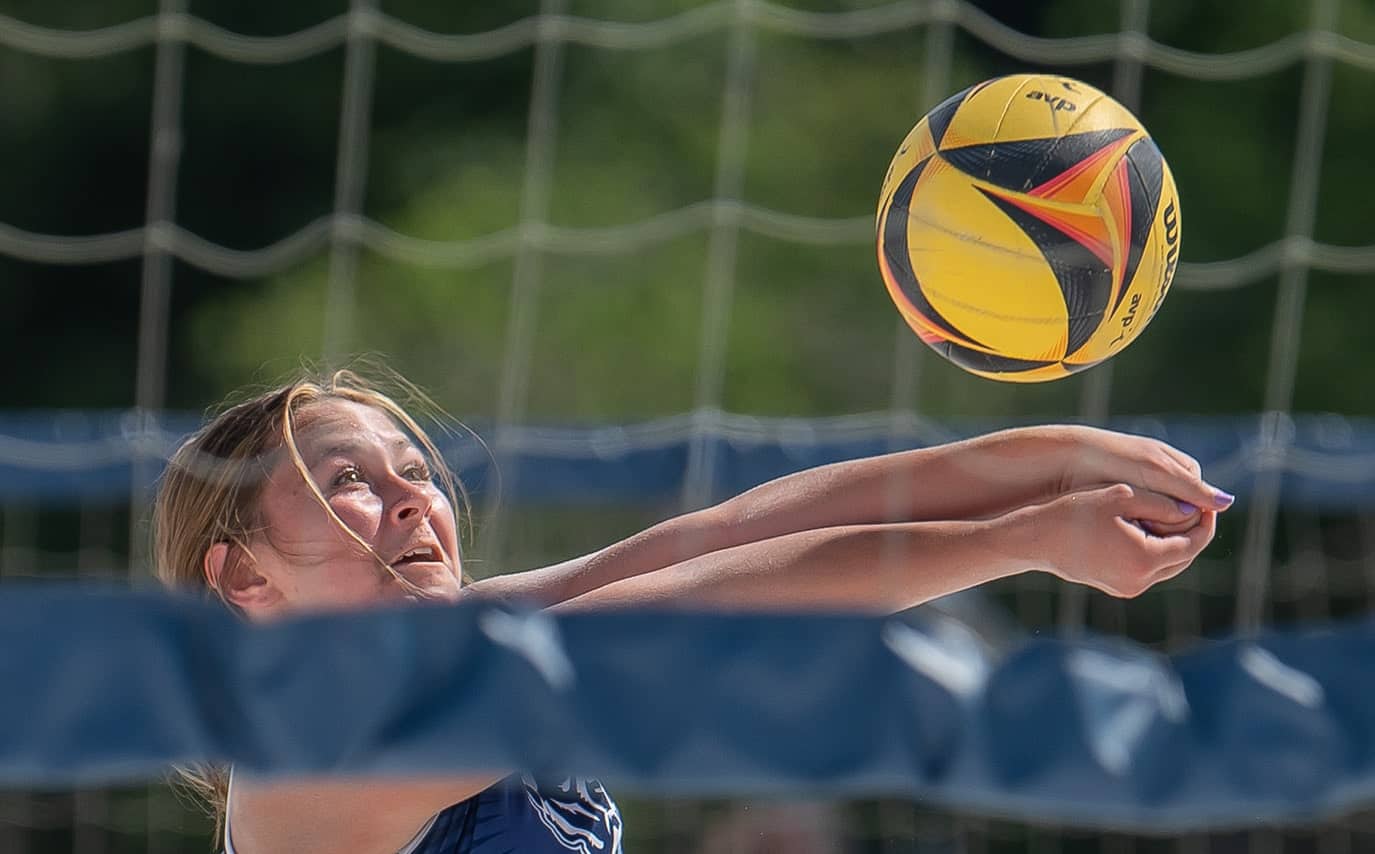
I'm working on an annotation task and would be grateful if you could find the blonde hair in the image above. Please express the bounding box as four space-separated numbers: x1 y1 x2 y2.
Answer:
151 367 469 840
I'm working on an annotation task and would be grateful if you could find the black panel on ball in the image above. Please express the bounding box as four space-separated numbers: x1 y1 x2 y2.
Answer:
941 128 1135 193
977 187 1113 359
941 137 1057 191
1127 136 1165 214
941 339 1057 375
1116 137 1166 309
925 85 974 148
882 157 986 347
1062 358 1103 375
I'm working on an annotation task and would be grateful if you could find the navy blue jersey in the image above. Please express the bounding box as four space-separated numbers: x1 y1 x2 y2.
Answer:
225 775 623 854
412 776 623 854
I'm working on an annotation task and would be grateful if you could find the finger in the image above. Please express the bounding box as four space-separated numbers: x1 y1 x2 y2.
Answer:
1116 557 1193 597
1145 515 1215 585
1147 518 1214 581
1106 483 1203 527
1140 515 1198 537
1135 459 1233 514
1114 437 1232 512
1149 557 1195 586
1152 441 1202 478
1139 509 1216 567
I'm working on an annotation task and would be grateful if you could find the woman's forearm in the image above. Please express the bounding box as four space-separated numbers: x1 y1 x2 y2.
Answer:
705 423 1227 541
470 429 1062 608
464 505 738 606
554 516 1036 614
709 428 1064 532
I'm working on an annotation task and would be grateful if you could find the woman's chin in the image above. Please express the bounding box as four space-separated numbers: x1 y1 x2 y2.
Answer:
385 563 463 604
399 588 462 606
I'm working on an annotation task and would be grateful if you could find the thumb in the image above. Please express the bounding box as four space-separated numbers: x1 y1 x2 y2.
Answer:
1104 483 1202 528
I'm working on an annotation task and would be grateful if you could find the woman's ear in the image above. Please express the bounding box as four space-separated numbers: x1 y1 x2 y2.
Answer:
204 541 280 613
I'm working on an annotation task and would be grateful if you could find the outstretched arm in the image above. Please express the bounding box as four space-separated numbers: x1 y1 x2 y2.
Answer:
555 483 1217 613
469 426 1229 607
703 423 1228 534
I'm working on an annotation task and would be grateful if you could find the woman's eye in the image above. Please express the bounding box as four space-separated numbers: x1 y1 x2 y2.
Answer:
332 466 364 487
403 463 432 482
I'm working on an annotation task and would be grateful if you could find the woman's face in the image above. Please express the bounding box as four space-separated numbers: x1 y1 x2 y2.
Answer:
240 398 463 616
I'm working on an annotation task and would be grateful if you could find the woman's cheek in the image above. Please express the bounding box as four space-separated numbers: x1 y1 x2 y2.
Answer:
429 488 453 518
428 489 461 543
329 492 385 538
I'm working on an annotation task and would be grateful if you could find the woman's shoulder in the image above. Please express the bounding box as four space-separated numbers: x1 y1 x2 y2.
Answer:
225 770 621 854
409 775 623 854
224 769 503 854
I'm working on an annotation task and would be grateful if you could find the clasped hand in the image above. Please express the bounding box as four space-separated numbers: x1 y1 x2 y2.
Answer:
991 425 1233 598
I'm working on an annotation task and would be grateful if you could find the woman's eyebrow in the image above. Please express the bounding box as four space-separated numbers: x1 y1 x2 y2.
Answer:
307 436 414 466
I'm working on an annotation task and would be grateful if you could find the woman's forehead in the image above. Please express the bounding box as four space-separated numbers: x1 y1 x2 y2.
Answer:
293 399 412 456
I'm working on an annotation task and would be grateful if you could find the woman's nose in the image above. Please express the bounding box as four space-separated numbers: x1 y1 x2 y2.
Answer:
391 481 432 523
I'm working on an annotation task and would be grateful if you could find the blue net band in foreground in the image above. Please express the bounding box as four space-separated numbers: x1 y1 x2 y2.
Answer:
3 411 1373 508
3 586 1374 830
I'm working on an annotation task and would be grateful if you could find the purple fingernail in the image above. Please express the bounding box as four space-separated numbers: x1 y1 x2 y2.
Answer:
1177 500 1198 515
1213 489 1235 509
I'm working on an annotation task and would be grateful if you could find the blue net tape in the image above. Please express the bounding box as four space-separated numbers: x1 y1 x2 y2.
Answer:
3 584 1375 830
2 411 1373 508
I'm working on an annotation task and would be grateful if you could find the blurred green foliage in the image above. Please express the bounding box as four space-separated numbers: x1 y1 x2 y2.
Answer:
2 0 1372 421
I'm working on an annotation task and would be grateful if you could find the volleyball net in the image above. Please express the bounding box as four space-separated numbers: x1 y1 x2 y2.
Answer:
5 585 1375 827
4 0 1375 851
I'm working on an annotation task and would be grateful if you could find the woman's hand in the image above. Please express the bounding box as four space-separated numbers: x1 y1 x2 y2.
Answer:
1030 425 1233 513
911 425 1234 526
1007 483 1217 598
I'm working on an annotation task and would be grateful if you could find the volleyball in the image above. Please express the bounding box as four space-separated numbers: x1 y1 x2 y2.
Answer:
877 74 1181 383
